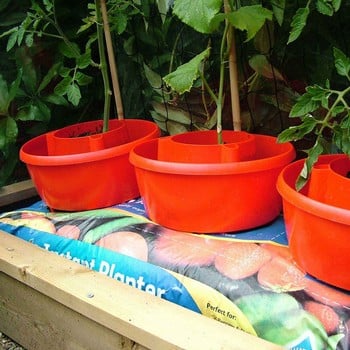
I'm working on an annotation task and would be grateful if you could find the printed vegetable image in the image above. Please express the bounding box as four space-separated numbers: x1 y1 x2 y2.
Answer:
56 224 81 240
260 243 294 261
305 278 350 308
95 231 148 262
80 216 147 243
257 255 306 292
1 216 56 234
214 242 271 280
150 230 227 267
1 204 349 350
235 293 342 349
262 309 343 349
167 265 262 301
304 301 340 335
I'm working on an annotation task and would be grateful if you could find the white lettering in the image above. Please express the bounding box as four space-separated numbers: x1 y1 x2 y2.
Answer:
42 243 164 298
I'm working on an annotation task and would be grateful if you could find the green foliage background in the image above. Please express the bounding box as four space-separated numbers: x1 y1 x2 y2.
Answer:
1 0 350 186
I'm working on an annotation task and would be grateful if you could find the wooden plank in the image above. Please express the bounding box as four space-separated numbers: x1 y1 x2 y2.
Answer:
0 272 145 350
0 231 283 350
0 180 37 207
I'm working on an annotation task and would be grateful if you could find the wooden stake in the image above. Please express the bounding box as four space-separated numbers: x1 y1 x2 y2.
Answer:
100 0 124 120
224 0 241 131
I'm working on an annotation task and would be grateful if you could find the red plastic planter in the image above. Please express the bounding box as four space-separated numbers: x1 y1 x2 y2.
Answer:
276 154 350 290
20 119 160 211
130 131 295 233
46 119 129 155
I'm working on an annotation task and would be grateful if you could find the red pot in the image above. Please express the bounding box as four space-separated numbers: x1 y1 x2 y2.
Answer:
276 154 350 290
20 119 160 211
130 130 295 233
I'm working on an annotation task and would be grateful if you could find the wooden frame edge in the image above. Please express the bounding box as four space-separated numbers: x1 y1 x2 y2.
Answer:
0 180 37 207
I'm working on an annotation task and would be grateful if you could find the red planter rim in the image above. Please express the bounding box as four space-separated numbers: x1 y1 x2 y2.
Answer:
21 119 159 166
130 134 295 176
276 154 350 225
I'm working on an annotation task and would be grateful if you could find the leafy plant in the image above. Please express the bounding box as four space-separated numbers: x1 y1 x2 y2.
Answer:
287 0 342 45
159 0 282 143
278 47 350 190
0 46 70 186
1 0 116 127
0 0 147 185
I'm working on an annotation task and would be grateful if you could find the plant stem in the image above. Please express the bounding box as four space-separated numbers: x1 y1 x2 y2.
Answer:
215 21 230 144
169 26 185 74
318 86 350 135
95 0 112 132
100 0 124 120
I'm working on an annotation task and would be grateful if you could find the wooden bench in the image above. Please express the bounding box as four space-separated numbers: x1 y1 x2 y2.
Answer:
0 181 282 350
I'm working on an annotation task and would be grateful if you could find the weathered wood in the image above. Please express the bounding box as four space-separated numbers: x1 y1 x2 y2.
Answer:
0 179 37 207
0 231 283 350
0 272 144 350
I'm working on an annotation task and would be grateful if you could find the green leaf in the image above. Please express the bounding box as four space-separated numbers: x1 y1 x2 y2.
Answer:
35 100 51 122
331 105 345 117
316 0 334 16
25 33 34 47
17 102 50 122
287 6 309 44
16 25 25 46
77 20 94 34
305 85 326 100
270 0 285 26
59 67 71 78
228 5 273 42
114 12 128 35
76 50 91 69
20 56 37 95
152 101 193 125
157 0 172 22
0 143 18 187
43 93 68 107
0 27 17 40
7 69 22 109
340 114 350 128
290 91 320 117
67 83 81 106
277 127 297 143
173 0 222 34
277 116 318 142
249 54 284 80
144 63 163 91
54 76 72 96
58 42 80 59
163 48 210 94
0 75 9 113
38 62 62 92
296 141 324 191
334 124 350 155
333 47 350 78
0 117 17 149
332 0 342 12
6 30 18 51
75 72 93 86
43 0 54 11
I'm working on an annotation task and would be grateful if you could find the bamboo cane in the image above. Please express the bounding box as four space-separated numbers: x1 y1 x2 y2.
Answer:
224 0 241 131
100 0 124 120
